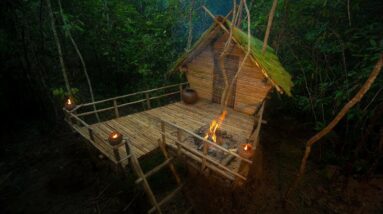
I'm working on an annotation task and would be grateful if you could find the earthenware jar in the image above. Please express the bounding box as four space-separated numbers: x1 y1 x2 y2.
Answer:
182 88 198 104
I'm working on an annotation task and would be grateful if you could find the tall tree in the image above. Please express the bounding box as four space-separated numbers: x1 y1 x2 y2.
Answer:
46 0 71 94
57 0 100 121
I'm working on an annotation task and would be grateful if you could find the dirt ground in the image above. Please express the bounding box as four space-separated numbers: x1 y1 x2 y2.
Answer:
0 115 382 213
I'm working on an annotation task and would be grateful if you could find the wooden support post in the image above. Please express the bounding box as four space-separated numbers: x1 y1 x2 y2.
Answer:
201 141 208 171
73 110 81 126
161 121 166 145
234 149 254 187
249 102 265 147
113 99 119 118
130 153 162 214
176 128 182 157
88 127 94 141
158 139 181 185
179 84 183 101
113 144 122 173
145 92 151 109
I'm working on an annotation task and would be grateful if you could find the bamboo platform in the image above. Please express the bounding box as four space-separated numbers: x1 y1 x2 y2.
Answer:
75 99 254 167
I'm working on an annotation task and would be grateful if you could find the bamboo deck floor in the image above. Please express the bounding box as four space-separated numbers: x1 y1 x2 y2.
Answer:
77 99 254 167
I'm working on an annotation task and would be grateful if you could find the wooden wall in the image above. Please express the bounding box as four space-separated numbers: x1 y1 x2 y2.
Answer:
185 45 214 100
185 32 272 115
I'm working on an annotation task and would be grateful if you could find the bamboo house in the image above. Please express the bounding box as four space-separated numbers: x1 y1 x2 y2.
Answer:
64 15 292 213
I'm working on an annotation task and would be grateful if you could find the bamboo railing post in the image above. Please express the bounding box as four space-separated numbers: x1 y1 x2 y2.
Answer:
73 110 81 126
176 128 182 157
201 140 208 171
179 84 183 101
145 92 151 109
252 102 265 147
112 143 122 172
161 121 166 145
113 99 119 118
88 127 94 142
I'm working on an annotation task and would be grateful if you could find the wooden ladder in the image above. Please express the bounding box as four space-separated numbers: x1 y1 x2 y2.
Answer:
128 138 193 214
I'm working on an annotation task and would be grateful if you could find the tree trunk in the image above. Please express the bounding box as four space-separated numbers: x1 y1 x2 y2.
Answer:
57 0 100 122
186 0 195 50
45 0 71 94
286 54 383 198
262 0 278 54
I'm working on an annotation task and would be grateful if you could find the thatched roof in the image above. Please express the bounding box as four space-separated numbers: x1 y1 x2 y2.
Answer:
171 16 293 96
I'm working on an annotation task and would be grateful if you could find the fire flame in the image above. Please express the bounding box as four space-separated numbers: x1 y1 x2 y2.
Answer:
67 98 72 105
112 133 119 139
244 144 250 151
204 110 228 143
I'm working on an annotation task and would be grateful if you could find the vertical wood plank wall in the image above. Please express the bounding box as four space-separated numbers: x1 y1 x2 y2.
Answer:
186 32 273 115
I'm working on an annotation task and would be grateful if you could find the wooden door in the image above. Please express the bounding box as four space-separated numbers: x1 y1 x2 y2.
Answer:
213 52 239 107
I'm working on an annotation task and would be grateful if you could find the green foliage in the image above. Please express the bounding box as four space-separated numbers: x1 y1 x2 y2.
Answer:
230 22 294 96
249 0 383 135
52 87 79 100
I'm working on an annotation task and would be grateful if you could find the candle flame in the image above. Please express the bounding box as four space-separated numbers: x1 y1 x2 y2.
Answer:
244 144 251 151
204 110 227 143
67 98 72 105
112 133 118 139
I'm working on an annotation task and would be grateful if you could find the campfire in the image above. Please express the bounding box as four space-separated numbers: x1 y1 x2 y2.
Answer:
185 110 238 162
204 110 227 144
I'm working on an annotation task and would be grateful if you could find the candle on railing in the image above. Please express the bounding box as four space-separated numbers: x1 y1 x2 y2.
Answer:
64 97 76 111
108 131 123 145
238 143 254 159
234 143 254 187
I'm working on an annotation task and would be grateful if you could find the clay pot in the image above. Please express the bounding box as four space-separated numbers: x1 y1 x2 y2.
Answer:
182 88 198 104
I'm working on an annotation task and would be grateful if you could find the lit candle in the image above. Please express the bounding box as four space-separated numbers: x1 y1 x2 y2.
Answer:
64 97 76 111
238 143 254 159
108 131 123 145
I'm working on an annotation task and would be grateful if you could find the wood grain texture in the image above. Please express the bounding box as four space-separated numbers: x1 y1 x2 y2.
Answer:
184 32 272 115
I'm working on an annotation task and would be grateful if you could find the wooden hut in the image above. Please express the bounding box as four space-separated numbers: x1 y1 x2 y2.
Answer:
172 16 293 115
64 15 292 213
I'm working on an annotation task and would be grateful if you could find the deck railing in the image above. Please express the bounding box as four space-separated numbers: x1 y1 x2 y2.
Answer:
64 82 254 182
63 82 188 165
70 82 189 123
64 108 131 165
158 120 252 182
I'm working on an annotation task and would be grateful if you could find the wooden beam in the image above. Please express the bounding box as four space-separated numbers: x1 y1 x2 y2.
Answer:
113 99 119 118
130 152 162 214
148 183 185 214
159 139 181 185
135 157 174 184
145 92 151 109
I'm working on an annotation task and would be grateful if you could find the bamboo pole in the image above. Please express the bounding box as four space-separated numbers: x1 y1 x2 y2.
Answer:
145 92 151 109
130 153 162 214
80 82 188 107
158 139 181 185
262 0 278 54
113 99 119 118
249 102 265 147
